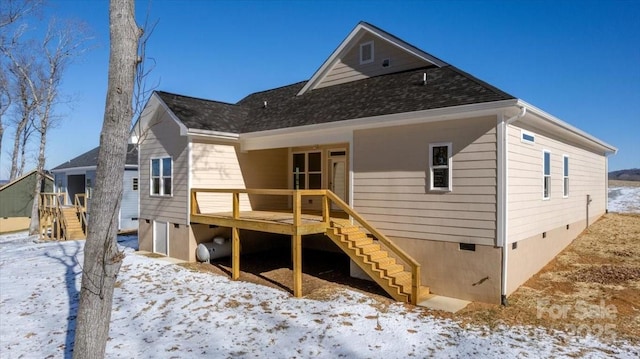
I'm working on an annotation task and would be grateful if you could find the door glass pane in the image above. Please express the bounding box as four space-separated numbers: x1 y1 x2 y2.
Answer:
309 173 322 189
332 161 346 200
308 152 321 172
293 153 305 173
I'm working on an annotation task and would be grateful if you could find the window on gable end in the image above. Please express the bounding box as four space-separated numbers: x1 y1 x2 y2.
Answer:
151 157 172 196
360 41 374 65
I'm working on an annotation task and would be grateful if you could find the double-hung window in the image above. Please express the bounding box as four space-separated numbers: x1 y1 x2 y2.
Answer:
292 151 322 189
543 150 551 199
151 157 172 196
429 142 453 191
563 155 569 198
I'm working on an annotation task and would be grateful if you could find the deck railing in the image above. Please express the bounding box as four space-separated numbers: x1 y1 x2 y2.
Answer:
190 188 421 304
39 192 68 240
74 193 88 234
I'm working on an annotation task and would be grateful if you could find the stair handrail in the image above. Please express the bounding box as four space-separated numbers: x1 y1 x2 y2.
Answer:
74 193 88 234
324 190 421 305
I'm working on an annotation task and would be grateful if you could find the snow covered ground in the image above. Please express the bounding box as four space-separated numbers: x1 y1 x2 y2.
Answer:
608 186 640 213
1 233 637 358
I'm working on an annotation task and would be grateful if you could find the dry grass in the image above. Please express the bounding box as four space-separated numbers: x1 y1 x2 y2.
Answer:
456 213 640 343
609 180 640 187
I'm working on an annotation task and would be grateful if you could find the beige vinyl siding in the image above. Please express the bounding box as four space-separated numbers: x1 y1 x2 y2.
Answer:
192 142 289 213
507 124 607 242
192 141 251 213
239 148 289 210
139 111 189 224
353 116 497 246
316 33 431 89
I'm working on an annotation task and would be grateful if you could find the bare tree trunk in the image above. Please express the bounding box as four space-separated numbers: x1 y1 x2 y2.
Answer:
73 1 140 357
28 123 45 235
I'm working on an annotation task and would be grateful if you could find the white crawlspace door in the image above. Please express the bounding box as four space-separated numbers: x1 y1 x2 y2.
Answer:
153 221 168 256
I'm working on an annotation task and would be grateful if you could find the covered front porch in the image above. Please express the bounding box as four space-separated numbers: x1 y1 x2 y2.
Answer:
190 188 428 305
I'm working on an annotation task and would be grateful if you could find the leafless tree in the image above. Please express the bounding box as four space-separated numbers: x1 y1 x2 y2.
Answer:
0 0 42 171
73 0 142 357
2 15 91 233
7 59 38 180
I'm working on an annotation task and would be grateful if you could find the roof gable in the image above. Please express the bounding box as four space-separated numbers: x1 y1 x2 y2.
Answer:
297 21 448 96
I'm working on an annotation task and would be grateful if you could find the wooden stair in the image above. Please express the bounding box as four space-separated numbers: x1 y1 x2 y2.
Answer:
326 221 429 304
61 207 86 240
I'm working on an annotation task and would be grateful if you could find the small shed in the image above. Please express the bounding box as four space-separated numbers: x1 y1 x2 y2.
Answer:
0 170 53 233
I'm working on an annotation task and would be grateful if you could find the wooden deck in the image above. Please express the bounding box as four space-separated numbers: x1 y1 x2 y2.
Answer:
190 188 425 305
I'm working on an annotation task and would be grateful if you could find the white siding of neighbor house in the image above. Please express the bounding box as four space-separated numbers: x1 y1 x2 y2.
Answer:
507 124 607 243
119 169 139 230
139 110 189 224
316 33 431 89
191 141 251 213
353 116 497 246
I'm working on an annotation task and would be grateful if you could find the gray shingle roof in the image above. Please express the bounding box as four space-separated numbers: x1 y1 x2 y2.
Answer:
52 144 138 170
156 65 513 135
237 66 514 132
156 91 248 133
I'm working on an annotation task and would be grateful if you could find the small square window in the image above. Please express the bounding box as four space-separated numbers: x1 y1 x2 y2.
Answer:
360 41 374 65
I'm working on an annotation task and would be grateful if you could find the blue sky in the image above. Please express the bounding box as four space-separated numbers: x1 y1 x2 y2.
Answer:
1 0 638 177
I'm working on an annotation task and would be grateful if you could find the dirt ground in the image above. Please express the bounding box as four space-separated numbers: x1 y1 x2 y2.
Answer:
179 212 640 343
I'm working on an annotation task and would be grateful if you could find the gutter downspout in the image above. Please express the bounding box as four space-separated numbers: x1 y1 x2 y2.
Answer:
499 106 526 306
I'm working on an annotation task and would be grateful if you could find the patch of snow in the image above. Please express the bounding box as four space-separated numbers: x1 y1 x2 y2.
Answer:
1 233 637 358
608 186 640 213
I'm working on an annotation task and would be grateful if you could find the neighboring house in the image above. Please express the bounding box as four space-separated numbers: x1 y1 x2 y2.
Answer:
0 170 53 233
51 145 139 231
133 22 616 304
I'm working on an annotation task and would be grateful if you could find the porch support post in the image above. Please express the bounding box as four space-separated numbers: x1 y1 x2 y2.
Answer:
292 190 302 298
231 226 240 280
292 234 302 298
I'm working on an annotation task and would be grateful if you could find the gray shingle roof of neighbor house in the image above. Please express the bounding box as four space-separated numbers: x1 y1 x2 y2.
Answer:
51 144 138 170
155 65 515 134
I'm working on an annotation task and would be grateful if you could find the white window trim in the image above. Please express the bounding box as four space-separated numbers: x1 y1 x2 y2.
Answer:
562 154 569 198
150 156 173 197
359 41 374 65
542 150 551 200
521 129 535 144
429 142 453 192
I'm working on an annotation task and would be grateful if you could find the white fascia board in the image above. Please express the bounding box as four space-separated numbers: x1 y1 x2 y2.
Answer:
50 166 97 174
240 99 518 151
517 100 617 154
186 128 240 140
297 22 448 96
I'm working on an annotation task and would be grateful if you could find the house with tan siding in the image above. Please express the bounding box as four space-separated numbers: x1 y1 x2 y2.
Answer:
133 22 616 304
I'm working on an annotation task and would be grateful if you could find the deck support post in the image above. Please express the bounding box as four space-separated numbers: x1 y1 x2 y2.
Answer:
292 234 302 298
321 193 330 226
232 227 240 280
